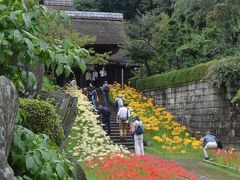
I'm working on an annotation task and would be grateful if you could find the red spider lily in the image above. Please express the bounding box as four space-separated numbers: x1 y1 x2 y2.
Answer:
212 149 240 169
85 153 197 180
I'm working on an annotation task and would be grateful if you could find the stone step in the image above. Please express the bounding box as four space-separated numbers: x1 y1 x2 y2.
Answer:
96 95 134 150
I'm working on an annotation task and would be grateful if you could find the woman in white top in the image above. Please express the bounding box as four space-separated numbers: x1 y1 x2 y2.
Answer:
131 116 144 156
99 67 107 84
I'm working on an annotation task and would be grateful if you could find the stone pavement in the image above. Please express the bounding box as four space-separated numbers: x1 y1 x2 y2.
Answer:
174 159 240 180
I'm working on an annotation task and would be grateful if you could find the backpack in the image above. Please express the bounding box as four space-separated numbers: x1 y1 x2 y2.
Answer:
216 140 223 149
135 124 143 135
103 85 109 93
114 99 120 109
119 109 128 123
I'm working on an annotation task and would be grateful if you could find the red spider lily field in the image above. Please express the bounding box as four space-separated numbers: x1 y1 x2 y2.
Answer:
84 153 197 180
211 149 240 171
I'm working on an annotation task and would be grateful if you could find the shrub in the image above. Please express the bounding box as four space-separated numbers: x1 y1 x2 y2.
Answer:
8 125 75 179
134 61 215 90
42 76 59 92
210 56 240 88
128 76 140 88
20 98 64 146
232 89 240 104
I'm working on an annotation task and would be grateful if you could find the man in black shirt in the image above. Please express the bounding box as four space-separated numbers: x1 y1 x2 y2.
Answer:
98 105 111 135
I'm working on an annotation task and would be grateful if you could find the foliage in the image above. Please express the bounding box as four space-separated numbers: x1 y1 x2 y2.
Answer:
42 76 59 92
0 0 87 95
64 87 129 162
209 56 240 88
130 61 215 90
85 153 197 180
128 76 140 88
74 0 175 19
173 0 224 29
232 89 240 103
74 0 99 12
48 20 109 65
8 125 75 179
19 98 64 146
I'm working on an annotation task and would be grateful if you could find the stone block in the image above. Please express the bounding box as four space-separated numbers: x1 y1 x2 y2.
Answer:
39 91 78 147
0 76 18 180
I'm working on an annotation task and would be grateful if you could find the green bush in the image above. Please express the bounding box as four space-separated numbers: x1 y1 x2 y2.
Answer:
128 76 140 88
209 56 240 88
135 61 216 90
42 76 59 92
232 89 240 103
9 125 75 179
20 98 64 146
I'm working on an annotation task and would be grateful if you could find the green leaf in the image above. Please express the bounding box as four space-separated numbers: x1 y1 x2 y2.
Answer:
63 39 72 50
26 156 35 170
23 13 32 28
22 30 37 40
0 5 7 11
56 163 65 179
24 38 34 53
64 65 72 77
27 72 37 88
55 64 64 77
40 149 51 161
3 49 13 56
0 32 4 44
74 56 86 72
13 30 22 42
33 151 42 166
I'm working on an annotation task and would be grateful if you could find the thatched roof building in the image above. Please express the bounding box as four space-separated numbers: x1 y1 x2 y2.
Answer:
43 0 135 87
44 0 129 45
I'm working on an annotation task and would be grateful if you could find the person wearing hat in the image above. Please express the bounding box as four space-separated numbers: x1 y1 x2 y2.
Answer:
115 94 124 110
117 102 130 141
102 81 110 107
131 116 144 156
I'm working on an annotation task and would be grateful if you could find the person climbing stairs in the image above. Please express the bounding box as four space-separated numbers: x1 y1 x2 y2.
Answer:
97 90 134 150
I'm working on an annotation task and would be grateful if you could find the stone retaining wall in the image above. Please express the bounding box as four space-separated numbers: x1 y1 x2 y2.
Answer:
143 80 240 148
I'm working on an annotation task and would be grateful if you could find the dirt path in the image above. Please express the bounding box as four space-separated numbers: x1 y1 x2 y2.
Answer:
174 159 240 180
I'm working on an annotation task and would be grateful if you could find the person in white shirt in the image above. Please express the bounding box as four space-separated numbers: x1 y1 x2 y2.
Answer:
117 102 130 141
85 70 91 86
131 116 144 156
92 69 98 86
99 67 107 84
115 94 124 110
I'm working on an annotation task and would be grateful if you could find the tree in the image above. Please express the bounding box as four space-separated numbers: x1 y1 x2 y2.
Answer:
0 0 87 94
74 0 99 11
173 0 229 29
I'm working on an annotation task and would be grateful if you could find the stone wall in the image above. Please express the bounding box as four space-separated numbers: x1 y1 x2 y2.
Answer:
143 79 240 148
0 76 19 179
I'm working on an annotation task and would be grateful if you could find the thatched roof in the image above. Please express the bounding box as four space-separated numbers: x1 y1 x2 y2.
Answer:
70 17 129 45
44 0 131 63
108 49 142 66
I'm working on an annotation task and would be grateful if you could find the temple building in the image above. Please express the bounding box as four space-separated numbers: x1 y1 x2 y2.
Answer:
43 0 138 87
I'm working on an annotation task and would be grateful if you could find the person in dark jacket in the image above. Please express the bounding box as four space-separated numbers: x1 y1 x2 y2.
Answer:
98 105 111 135
90 86 98 109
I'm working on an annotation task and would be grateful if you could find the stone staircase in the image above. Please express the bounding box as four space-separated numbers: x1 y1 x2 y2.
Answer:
97 91 134 150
